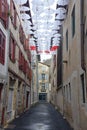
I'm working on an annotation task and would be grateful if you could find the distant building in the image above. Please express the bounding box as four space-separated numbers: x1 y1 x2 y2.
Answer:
38 62 51 102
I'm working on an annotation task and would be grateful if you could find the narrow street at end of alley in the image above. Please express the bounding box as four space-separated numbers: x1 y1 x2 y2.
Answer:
4 102 73 130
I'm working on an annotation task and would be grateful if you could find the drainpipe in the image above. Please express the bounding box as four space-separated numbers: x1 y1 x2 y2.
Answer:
80 0 85 71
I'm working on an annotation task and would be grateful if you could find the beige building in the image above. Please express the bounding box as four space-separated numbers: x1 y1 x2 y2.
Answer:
62 0 87 130
38 62 50 102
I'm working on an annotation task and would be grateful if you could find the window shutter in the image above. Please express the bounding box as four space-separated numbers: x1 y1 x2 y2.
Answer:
0 0 8 28
2 37 5 64
0 29 5 65
10 0 13 20
2 0 7 23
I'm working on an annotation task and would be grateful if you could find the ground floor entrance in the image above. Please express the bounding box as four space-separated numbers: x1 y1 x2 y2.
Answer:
39 93 47 101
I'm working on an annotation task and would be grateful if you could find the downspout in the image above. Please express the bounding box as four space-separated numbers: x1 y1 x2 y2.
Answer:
80 0 85 71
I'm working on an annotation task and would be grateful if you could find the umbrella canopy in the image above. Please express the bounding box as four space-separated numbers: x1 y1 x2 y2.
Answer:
55 7 67 14
57 0 69 6
13 0 27 5
21 13 31 20
20 0 70 55
20 6 30 11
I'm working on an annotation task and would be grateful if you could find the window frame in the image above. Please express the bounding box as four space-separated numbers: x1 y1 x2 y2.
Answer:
42 73 45 80
66 29 68 51
81 74 85 103
71 5 75 37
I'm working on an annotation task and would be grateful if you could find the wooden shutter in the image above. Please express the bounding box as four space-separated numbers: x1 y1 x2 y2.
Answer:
0 0 8 28
0 29 5 65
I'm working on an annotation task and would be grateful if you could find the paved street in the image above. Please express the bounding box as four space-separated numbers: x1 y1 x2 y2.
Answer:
5 103 73 130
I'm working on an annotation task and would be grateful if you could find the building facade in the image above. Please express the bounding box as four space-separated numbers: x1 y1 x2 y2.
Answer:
0 0 32 126
62 0 87 130
38 62 50 102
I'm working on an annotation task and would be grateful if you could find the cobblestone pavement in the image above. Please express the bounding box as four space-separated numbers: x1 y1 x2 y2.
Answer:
4 102 73 130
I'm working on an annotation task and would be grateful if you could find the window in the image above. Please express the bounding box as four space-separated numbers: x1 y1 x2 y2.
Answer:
42 73 45 80
63 86 65 97
81 74 85 103
71 5 75 37
19 50 23 70
19 24 25 44
69 83 71 101
0 0 8 28
19 50 27 74
0 29 5 65
41 83 45 92
10 0 17 28
9 34 16 62
66 85 68 101
66 30 68 51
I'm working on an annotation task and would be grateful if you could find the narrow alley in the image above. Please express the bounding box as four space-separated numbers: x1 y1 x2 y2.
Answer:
4 103 73 130
1 0 87 130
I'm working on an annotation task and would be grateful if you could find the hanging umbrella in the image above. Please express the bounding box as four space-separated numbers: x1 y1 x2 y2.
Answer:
53 33 61 37
32 0 43 6
54 20 63 26
32 5 44 14
42 8 55 15
55 7 67 14
55 13 66 20
53 37 61 41
21 13 31 20
57 0 69 6
29 30 35 34
20 6 30 11
13 0 27 5
44 0 55 6
52 25 61 30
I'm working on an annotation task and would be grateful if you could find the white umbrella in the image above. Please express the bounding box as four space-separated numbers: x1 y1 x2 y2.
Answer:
42 8 55 15
53 38 60 42
55 13 66 20
53 33 61 37
57 0 69 6
32 0 43 6
52 25 61 30
20 6 30 11
13 0 27 5
23 20 32 25
54 20 62 26
55 7 67 14
29 30 36 34
21 13 31 20
44 0 55 6
53 36 61 40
